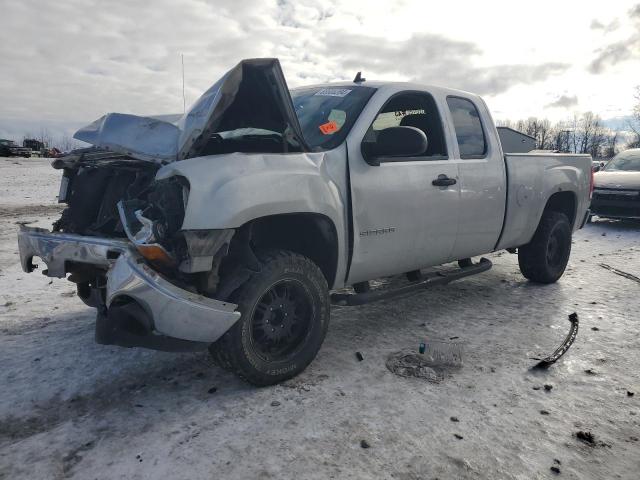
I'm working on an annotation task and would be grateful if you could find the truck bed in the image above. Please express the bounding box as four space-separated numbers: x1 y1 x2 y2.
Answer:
496 153 592 250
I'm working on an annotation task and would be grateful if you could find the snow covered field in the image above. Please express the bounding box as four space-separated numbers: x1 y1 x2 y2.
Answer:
0 157 638 479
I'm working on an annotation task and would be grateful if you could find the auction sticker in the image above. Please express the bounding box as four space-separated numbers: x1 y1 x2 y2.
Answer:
315 88 352 97
319 120 339 135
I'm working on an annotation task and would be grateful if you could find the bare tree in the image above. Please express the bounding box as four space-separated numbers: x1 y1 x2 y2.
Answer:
627 86 640 149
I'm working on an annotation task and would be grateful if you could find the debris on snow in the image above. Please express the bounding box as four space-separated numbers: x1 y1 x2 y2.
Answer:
360 440 370 449
355 352 364 362
544 384 553 391
576 430 595 444
532 313 579 369
599 264 640 284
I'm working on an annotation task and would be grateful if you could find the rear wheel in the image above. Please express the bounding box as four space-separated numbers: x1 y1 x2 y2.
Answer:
209 250 330 386
518 211 572 284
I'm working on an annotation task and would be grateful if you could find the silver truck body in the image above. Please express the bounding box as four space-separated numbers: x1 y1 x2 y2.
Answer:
18 59 592 350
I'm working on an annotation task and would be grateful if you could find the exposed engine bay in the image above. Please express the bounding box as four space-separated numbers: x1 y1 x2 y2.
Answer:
52 149 185 251
48 148 238 308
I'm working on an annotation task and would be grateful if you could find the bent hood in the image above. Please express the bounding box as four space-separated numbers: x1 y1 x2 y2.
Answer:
74 58 309 163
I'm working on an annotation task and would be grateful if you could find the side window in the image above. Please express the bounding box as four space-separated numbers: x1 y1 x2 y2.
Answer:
363 92 448 160
446 97 487 158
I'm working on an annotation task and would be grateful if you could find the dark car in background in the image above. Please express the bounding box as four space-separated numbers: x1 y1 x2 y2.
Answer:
591 148 640 220
0 139 31 157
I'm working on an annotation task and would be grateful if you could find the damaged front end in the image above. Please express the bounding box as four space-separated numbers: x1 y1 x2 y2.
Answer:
18 147 240 351
18 58 311 352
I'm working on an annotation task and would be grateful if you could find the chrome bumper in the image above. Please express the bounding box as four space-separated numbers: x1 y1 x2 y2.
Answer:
17 226 240 343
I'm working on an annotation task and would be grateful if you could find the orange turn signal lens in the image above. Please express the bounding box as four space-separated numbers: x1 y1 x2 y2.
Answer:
136 244 175 268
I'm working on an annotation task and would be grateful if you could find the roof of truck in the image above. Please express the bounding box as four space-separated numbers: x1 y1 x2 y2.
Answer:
291 81 482 100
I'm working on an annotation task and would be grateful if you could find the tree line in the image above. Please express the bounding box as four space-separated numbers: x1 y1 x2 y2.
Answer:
497 87 640 160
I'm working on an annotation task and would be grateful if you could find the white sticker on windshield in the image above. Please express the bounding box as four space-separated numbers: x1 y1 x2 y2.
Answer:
315 88 352 97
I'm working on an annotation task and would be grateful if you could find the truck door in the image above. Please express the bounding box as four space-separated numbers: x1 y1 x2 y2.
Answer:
444 96 506 261
346 90 461 284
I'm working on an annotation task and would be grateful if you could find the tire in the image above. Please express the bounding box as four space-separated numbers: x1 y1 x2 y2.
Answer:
209 250 330 386
518 211 572 284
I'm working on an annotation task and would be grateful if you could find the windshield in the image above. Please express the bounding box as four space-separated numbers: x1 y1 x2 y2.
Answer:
290 86 376 150
604 150 640 172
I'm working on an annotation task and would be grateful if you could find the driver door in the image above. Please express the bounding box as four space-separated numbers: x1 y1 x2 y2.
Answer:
346 90 460 284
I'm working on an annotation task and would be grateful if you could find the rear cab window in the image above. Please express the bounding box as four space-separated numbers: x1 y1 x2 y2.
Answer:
446 96 487 159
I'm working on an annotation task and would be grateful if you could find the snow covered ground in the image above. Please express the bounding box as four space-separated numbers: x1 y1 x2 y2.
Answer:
0 157 638 479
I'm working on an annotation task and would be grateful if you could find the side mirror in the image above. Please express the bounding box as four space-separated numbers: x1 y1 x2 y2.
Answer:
362 126 428 166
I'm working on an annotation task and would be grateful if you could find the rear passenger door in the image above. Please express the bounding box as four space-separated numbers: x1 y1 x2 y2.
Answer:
346 90 461 284
445 96 506 261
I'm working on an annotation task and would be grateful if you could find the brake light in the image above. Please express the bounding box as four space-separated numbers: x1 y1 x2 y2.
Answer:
589 168 595 200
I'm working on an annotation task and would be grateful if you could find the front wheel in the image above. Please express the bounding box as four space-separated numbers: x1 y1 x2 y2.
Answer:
518 211 572 284
209 250 330 386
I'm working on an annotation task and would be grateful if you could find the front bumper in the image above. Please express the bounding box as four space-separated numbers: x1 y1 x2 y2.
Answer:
591 188 640 219
17 226 240 344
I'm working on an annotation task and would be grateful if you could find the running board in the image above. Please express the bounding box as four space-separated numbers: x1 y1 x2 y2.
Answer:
331 257 492 306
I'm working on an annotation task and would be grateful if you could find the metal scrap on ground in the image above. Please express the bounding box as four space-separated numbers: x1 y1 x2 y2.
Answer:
532 313 579 369
599 264 640 284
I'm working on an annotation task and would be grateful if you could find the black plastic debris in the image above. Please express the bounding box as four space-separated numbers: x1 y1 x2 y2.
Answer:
584 369 596 375
540 410 550 415
628 391 635 397
591 327 600 331
550 466 561 474
532 313 579 369
576 431 595 444
544 384 553 391
271 401 281 407
450 416 459 422
360 440 370 449
207 387 217 394
355 352 364 362
454 434 463 440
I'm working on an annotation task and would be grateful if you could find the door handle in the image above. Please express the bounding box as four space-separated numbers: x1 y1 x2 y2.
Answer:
432 174 457 187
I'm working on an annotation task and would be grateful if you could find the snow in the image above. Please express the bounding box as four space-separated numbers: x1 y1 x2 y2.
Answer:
1 157 639 479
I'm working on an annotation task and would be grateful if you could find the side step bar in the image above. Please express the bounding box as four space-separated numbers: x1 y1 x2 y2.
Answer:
331 257 492 306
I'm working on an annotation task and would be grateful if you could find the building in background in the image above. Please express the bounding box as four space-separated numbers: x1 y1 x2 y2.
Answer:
497 127 536 153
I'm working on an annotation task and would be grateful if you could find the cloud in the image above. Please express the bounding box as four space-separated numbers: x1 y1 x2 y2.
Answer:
546 95 579 109
589 3 640 73
0 0 605 142
316 32 568 96
590 18 620 32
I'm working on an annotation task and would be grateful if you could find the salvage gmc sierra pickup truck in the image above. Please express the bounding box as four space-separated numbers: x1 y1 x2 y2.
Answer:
18 58 592 385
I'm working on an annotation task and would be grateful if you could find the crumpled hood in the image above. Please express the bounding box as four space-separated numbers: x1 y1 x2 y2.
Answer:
74 58 308 163
594 170 640 189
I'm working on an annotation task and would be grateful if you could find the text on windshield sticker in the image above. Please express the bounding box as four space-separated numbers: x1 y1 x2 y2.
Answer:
315 88 352 97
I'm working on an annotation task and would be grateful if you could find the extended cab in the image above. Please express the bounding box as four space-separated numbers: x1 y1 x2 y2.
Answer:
18 58 592 385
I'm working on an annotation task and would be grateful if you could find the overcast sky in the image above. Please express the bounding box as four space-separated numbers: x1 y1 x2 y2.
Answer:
1 0 639 141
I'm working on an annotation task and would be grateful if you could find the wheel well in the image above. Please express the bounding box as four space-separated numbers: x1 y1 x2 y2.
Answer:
242 214 339 288
543 191 577 227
